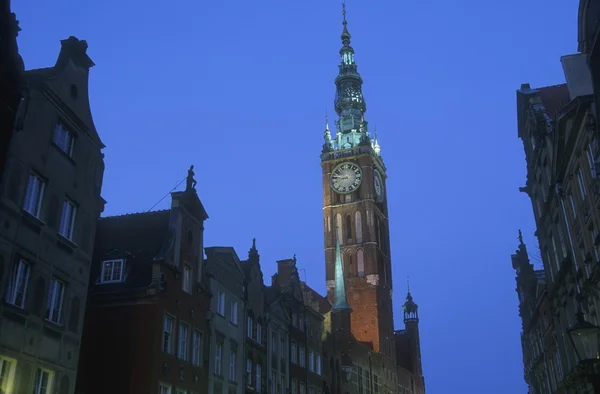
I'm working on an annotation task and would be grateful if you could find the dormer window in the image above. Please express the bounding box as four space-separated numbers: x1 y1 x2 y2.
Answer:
100 259 125 283
53 123 75 157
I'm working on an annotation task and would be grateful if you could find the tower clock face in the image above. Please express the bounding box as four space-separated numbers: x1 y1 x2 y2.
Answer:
331 162 362 194
374 170 384 202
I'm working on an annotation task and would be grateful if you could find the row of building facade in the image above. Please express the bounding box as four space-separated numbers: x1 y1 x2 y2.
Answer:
513 1 600 393
0 5 426 394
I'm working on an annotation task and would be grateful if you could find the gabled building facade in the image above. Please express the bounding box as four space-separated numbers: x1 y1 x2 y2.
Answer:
264 284 290 394
0 36 105 394
75 187 211 394
205 246 246 394
515 46 600 392
578 0 600 108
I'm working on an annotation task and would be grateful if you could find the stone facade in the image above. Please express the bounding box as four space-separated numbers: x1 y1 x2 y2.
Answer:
0 36 105 394
75 190 211 394
205 246 246 394
578 0 600 108
0 0 23 182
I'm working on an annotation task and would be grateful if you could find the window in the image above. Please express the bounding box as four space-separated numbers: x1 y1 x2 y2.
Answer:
33 368 53 394
292 312 298 327
6 259 30 308
159 383 172 394
316 355 322 375
183 264 192 293
280 337 285 358
0 356 16 393
23 173 45 218
215 342 223 376
569 194 577 217
192 330 202 366
163 315 174 353
291 379 297 394
299 345 305 367
178 322 189 361
299 313 304 331
229 348 237 381
230 300 238 325
256 323 262 344
357 249 365 277
588 144 596 178
291 341 297 363
246 358 253 386
271 370 277 394
578 168 587 198
280 375 286 394
300 382 306 394
53 123 75 156
45 277 65 324
308 350 314 372
271 332 277 354
310 388 315 394
176 389 187 394
247 316 253 338
217 292 225 316
59 199 77 240
345 215 352 241
255 363 262 393
100 259 124 283
355 211 363 243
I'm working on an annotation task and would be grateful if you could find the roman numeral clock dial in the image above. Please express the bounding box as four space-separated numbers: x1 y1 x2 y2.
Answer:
331 162 362 194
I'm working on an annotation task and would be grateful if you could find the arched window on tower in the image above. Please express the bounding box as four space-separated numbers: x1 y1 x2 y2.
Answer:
355 211 363 243
356 249 365 277
345 252 353 277
336 214 342 243
345 215 352 243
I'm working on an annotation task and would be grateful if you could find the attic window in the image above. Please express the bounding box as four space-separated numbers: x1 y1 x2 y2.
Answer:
100 259 125 283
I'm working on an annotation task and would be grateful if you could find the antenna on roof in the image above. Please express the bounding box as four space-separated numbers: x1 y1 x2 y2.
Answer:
147 175 187 212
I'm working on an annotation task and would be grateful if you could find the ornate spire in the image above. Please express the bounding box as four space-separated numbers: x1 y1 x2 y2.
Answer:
248 238 260 262
331 238 352 312
322 112 334 153
403 279 419 323
332 2 369 149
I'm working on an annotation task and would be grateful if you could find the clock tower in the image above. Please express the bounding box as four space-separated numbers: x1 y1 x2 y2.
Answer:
322 4 395 362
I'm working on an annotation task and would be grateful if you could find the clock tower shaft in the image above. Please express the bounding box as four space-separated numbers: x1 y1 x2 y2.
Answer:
321 6 395 360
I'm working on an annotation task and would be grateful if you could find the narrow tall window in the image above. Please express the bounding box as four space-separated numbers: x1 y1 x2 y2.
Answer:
271 370 277 394
300 382 306 394
53 123 75 157
336 214 342 243
299 345 305 367
192 330 202 366
316 355 322 375
230 300 238 325
355 211 363 243
308 350 314 372
588 145 597 178
345 215 352 242
23 173 45 218
178 322 189 361
246 359 253 386
163 315 174 353
59 199 77 240
0 356 16 393
215 342 223 376
183 264 192 293
280 337 285 358
100 259 124 283
569 194 577 217
159 384 172 394
45 277 65 324
256 323 262 344
271 332 277 354
33 368 53 394
291 341 297 363
229 348 237 381
217 292 225 316
6 259 30 308
255 363 262 393
247 316 253 338
356 249 365 277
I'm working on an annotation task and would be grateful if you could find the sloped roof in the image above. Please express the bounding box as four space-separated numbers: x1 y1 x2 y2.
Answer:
90 210 171 294
301 282 331 314
537 84 571 119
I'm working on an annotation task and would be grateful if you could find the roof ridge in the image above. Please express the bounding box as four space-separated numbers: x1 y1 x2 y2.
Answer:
99 209 170 220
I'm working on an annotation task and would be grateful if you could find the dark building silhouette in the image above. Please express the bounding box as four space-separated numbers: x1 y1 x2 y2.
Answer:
0 36 105 394
578 0 600 108
0 0 23 182
76 189 210 394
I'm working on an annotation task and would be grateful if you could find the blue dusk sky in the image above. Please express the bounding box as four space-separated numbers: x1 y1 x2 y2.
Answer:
15 0 578 392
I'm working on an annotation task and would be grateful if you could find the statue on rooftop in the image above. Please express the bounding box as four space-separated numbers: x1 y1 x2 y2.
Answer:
186 165 197 191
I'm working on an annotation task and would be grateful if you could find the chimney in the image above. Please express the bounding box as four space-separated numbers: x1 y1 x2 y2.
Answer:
56 36 95 70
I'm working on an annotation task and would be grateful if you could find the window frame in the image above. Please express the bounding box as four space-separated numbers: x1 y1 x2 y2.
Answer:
178 321 190 361
6 259 30 309
45 277 65 325
217 291 225 316
33 367 54 394
0 356 17 393
191 329 203 366
163 314 175 354
183 263 193 293
58 198 77 241
100 259 125 284
53 122 75 157
230 300 238 325
229 348 237 381
215 342 223 376
23 172 45 218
